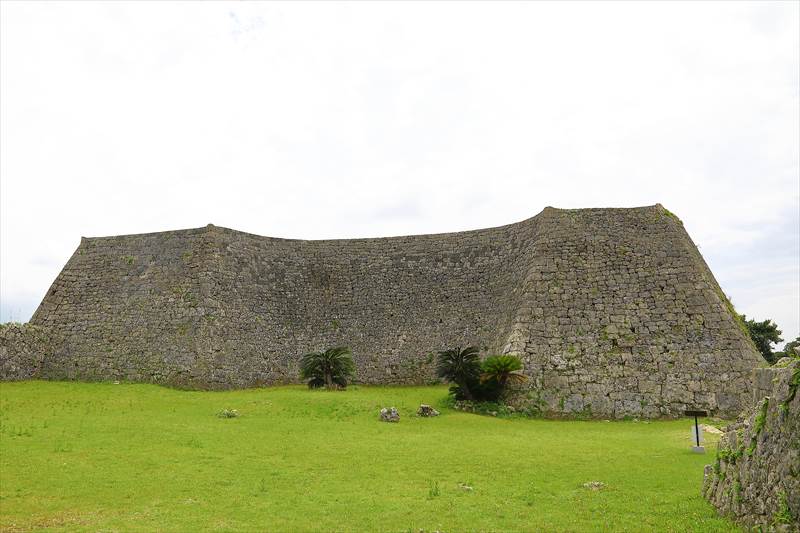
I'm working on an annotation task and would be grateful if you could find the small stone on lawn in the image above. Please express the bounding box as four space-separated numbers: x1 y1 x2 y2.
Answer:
583 481 605 491
380 407 400 422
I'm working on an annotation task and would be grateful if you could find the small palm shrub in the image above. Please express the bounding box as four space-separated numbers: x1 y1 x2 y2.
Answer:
437 347 527 402
480 355 527 389
475 354 527 401
436 346 481 400
300 346 355 389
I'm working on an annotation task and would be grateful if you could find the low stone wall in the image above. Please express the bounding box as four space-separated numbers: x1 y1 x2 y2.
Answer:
0 323 53 380
703 360 799 530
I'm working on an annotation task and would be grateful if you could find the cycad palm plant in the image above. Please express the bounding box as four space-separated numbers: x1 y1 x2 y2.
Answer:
300 346 356 389
480 355 527 390
436 346 481 400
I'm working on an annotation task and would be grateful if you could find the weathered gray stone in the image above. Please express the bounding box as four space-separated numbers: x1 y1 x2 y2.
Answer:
417 404 440 417
1 205 763 418
380 407 400 423
0 324 54 380
703 360 799 530
753 365 787 405
583 481 605 491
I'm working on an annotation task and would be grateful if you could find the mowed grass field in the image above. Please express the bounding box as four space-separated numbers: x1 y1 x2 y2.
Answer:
0 382 735 532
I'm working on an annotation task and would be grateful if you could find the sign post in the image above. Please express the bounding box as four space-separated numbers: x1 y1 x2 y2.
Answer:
685 409 707 453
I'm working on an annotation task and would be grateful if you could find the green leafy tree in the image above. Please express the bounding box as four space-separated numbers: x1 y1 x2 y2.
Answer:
775 337 800 360
436 346 481 401
740 315 783 364
299 346 355 389
480 355 528 390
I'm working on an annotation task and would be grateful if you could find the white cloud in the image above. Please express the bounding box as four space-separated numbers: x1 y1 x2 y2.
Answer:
1 1 798 345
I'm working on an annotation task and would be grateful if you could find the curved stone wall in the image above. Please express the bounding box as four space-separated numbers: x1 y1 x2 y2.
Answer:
14 204 762 417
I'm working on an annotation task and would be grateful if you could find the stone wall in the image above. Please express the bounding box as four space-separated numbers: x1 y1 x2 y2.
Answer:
0 323 54 380
703 360 799 530
7 204 763 418
498 207 761 418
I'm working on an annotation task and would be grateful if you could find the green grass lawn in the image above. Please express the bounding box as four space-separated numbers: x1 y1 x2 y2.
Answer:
0 382 735 532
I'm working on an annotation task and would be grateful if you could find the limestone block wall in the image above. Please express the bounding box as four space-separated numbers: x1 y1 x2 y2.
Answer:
703 360 799 530
0 324 54 381
503 208 762 418
29 228 211 384
8 204 763 418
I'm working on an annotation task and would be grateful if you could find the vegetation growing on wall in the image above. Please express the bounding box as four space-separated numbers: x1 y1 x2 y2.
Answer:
704 360 798 530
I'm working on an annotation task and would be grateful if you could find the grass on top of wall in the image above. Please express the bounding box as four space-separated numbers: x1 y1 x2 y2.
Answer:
0 381 735 532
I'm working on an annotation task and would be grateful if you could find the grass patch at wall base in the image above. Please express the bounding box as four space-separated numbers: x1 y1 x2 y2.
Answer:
0 382 736 532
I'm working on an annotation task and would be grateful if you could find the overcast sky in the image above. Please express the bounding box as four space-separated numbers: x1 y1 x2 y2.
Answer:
1 1 798 347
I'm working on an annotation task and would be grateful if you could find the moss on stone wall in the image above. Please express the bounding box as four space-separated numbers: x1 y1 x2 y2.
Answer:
704 360 799 529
